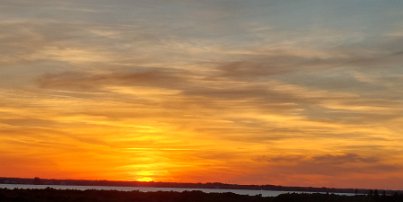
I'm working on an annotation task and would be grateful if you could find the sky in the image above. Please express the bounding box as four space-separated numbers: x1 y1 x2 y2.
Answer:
1 0 403 189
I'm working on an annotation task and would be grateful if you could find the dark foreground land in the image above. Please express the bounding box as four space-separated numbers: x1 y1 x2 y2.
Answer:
1 189 403 202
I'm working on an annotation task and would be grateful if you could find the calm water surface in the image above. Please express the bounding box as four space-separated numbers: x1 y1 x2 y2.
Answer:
0 184 353 197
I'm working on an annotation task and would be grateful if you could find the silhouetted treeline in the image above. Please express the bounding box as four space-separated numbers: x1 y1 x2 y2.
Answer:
1 189 403 202
2 177 401 195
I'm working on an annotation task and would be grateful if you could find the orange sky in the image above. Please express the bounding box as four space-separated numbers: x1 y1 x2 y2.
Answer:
1 0 403 189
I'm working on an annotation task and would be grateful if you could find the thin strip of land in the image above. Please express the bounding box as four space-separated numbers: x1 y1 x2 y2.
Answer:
1 177 402 195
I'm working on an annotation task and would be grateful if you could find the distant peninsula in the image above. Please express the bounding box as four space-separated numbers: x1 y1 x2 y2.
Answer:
1 177 402 195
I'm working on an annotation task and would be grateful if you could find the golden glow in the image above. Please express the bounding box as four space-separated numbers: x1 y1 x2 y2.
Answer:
1 85 403 189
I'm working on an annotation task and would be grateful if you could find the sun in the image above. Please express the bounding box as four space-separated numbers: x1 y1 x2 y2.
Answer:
137 177 154 182
134 170 155 182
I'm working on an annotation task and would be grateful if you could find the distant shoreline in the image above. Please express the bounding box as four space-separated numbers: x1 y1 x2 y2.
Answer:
1 183 357 197
1 177 402 195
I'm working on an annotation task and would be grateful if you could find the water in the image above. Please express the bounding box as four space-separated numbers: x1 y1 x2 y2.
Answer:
0 184 353 197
